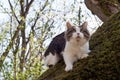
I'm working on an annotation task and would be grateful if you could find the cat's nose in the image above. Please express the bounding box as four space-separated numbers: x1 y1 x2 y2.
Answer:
77 33 80 36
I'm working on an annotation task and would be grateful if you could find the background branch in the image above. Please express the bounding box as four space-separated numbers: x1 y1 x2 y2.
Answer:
8 0 20 24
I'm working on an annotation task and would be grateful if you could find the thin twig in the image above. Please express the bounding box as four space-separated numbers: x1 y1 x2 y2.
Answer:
8 0 20 24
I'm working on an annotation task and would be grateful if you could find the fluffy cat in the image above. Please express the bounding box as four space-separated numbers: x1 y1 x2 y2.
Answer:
63 22 90 71
43 21 90 71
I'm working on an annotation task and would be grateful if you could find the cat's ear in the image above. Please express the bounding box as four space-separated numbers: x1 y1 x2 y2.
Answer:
66 21 72 29
81 21 88 29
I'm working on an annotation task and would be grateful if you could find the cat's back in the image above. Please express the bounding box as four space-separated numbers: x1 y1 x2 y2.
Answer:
44 32 66 57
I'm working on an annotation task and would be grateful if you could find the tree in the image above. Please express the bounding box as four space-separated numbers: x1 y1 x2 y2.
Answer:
38 0 120 80
85 0 120 22
0 0 55 79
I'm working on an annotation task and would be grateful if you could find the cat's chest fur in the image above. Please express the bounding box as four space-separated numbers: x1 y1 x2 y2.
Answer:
65 41 89 55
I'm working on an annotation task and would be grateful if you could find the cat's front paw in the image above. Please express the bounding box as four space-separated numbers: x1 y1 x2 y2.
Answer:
81 53 88 59
65 65 73 72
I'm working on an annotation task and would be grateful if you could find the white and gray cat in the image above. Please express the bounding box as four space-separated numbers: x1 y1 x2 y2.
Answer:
43 21 90 71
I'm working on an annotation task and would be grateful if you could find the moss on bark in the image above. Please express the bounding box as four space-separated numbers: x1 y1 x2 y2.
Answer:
37 11 120 80
99 0 120 16
85 0 120 22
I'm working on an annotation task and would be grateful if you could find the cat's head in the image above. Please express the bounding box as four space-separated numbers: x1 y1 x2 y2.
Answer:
65 21 90 45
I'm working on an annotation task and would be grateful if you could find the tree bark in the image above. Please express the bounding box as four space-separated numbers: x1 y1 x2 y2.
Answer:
85 0 120 22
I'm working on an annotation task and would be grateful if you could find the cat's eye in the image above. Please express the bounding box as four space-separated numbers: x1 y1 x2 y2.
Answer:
73 28 76 31
80 28 83 32
83 30 89 36
70 27 76 32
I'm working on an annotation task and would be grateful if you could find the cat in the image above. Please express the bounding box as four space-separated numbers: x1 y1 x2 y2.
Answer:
43 21 90 71
63 21 90 71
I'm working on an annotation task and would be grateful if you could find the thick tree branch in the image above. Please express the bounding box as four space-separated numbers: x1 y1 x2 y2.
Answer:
85 0 108 22
85 0 120 22
0 26 20 70
19 0 35 72
13 36 20 80
20 0 24 17
20 23 26 72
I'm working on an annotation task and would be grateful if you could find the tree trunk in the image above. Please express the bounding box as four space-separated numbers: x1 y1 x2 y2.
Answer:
37 0 120 79
85 0 120 22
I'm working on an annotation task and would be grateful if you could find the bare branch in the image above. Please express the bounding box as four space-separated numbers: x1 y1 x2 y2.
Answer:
0 3 11 16
20 0 24 16
78 6 81 25
25 44 31 62
25 0 34 17
40 0 48 11
26 12 40 44
8 0 20 24
26 0 49 44
31 13 39 31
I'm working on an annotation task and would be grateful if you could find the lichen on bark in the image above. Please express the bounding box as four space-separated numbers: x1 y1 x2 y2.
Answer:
37 11 120 80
